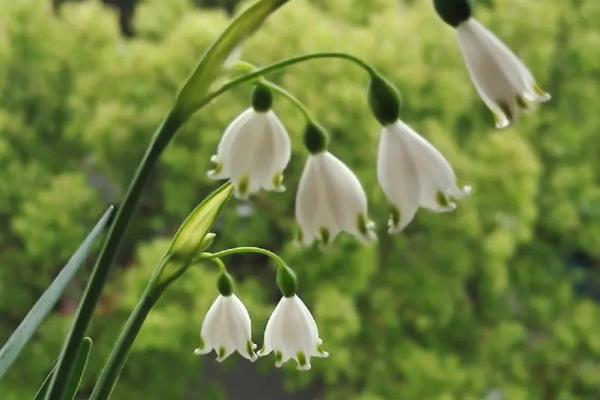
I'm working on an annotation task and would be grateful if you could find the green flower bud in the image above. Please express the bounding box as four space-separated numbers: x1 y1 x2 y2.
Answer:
433 0 472 28
198 233 216 252
368 73 402 126
276 265 297 298
303 122 329 154
252 84 273 112
217 272 235 296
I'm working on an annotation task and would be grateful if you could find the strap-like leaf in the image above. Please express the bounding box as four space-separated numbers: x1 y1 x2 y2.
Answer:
0 207 114 380
33 365 55 400
174 0 290 119
62 337 92 400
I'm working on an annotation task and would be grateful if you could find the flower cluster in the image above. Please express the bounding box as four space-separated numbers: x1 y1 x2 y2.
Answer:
195 264 328 370
208 77 472 243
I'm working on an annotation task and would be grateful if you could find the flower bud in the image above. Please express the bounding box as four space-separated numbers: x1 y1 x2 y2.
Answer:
368 73 402 126
303 122 329 154
276 265 297 298
217 272 235 296
433 0 472 28
252 84 273 112
198 233 216 252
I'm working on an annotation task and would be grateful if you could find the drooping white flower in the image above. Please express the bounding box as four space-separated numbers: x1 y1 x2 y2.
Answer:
295 151 376 245
377 120 471 233
208 108 291 199
194 294 258 362
258 295 328 370
456 18 551 128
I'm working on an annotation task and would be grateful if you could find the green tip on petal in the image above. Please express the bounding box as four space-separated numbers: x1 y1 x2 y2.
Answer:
272 172 285 191
357 214 369 236
317 342 329 356
237 176 249 198
320 227 330 244
296 228 304 244
436 191 450 208
297 352 308 368
516 94 528 110
247 340 257 360
210 162 223 175
391 207 401 228
497 101 513 126
275 351 283 366
217 346 226 361
533 83 551 100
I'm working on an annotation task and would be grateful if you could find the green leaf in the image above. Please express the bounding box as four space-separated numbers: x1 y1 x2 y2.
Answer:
0 207 114 380
33 365 55 400
62 337 92 400
174 0 290 119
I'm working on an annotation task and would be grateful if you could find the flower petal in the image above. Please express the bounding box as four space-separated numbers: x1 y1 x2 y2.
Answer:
377 125 420 232
397 121 470 212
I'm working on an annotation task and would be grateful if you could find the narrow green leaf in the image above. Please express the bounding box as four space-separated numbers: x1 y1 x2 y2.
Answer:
62 337 92 400
0 207 114 380
174 0 290 119
34 365 55 400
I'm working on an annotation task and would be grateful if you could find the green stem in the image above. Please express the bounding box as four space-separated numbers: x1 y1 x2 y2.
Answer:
202 52 377 109
89 287 160 400
260 79 314 121
200 247 288 269
209 257 228 273
45 109 183 400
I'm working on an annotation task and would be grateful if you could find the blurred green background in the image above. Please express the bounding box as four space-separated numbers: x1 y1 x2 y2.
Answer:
1 0 600 398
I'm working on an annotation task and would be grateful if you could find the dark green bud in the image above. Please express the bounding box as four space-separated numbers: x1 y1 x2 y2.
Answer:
303 122 329 154
252 84 273 112
433 0 472 27
368 73 402 126
217 272 235 296
276 265 297 298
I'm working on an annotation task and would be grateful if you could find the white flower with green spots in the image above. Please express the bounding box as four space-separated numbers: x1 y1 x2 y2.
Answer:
377 120 471 233
295 151 376 245
456 18 551 128
208 108 291 199
258 295 328 370
194 294 258 362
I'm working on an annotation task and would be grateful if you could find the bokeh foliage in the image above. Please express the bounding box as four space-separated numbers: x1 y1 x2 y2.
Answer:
1 0 600 399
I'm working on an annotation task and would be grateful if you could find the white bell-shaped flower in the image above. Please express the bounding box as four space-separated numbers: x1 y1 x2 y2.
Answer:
208 108 291 199
194 294 258 362
377 120 471 233
456 18 551 128
258 295 328 370
295 151 376 245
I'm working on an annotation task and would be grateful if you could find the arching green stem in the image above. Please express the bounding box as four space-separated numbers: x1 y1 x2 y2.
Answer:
260 79 314 121
203 52 378 108
199 247 288 270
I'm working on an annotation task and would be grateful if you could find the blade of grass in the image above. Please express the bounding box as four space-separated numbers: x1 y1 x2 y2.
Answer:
0 207 114 380
62 337 92 400
34 365 55 400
